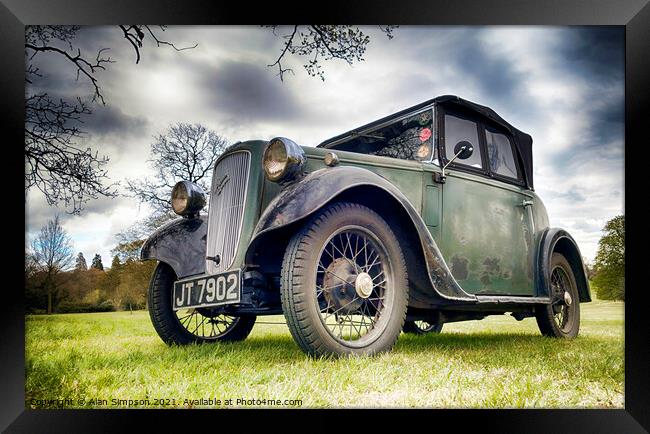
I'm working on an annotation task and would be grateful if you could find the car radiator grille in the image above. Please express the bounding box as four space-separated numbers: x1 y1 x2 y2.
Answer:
205 151 251 275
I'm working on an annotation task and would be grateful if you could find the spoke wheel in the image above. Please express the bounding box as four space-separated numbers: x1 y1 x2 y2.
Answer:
535 252 580 339
316 227 392 346
174 309 241 340
148 262 256 345
281 202 408 357
550 267 572 332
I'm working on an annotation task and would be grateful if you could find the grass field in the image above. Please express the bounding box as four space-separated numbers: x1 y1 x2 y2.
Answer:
25 298 624 409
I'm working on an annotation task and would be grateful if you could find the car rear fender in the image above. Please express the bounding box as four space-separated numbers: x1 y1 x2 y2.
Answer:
537 228 592 302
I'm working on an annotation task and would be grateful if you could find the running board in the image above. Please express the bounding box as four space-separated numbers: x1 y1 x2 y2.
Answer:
475 295 551 305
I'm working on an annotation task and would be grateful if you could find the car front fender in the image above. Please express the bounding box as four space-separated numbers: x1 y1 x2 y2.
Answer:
246 165 477 303
140 216 207 279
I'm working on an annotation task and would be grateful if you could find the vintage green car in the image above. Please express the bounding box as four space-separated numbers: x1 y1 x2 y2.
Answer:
141 95 591 357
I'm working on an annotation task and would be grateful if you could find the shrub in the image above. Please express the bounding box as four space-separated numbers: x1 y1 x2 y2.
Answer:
55 300 115 314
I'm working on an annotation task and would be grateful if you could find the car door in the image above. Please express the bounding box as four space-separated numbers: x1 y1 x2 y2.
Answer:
432 109 535 296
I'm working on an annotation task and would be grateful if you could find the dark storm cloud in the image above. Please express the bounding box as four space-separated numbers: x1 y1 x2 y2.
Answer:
533 26 624 172
26 192 127 232
451 30 527 107
198 59 305 122
588 102 624 148
74 26 125 53
81 104 149 139
27 52 97 98
559 27 624 85
562 27 624 153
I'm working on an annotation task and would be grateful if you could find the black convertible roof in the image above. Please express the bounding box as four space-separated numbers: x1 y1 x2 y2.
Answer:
318 95 534 189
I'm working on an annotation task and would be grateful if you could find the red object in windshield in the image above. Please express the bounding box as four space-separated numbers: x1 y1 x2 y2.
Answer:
419 128 432 142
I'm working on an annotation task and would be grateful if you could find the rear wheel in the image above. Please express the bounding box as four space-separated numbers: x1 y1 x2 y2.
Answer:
403 320 443 334
148 262 256 345
535 253 580 338
280 202 409 357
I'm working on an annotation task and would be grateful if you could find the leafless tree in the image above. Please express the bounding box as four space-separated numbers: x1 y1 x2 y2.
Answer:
25 25 197 214
125 123 229 216
112 213 172 261
264 25 397 81
29 215 75 314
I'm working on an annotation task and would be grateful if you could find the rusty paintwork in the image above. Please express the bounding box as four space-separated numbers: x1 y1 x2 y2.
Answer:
435 167 536 296
247 164 476 302
141 215 207 279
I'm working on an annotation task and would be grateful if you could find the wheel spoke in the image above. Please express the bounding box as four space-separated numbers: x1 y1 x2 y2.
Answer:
175 308 238 339
315 227 394 344
329 240 360 272
549 265 575 332
318 263 351 287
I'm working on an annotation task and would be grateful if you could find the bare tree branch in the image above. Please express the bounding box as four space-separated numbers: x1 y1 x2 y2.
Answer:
263 25 398 81
25 93 119 213
125 123 229 215
267 25 299 81
120 25 198 64
24 25 197 214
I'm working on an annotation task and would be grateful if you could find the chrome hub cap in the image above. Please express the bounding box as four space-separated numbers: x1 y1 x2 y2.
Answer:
355 272 374 298
564 290 573 306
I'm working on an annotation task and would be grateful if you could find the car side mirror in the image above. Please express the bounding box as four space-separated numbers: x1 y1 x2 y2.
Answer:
433 141 475 184
453 141 474 160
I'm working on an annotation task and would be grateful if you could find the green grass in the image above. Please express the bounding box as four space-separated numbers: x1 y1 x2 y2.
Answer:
25 299 624 409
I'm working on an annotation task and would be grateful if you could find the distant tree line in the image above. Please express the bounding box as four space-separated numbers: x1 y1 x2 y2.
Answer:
26 216 155 314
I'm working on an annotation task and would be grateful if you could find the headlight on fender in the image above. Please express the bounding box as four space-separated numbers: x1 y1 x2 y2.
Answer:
263 137 305 183
171 181 206 217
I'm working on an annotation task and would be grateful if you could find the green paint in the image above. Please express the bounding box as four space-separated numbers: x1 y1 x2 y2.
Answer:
223 128 549 298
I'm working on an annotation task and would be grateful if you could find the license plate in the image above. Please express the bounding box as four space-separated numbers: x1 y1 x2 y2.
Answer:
173 270 241 310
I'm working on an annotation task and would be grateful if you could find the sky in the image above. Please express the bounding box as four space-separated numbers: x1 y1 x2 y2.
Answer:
25 25 624 266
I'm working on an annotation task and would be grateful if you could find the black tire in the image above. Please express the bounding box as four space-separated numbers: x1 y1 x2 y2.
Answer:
535 253 581 338
403 320 443 334
280 202 409 357
148 262 256 345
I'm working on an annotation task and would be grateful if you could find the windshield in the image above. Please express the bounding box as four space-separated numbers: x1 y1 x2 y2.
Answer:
328 109 435 162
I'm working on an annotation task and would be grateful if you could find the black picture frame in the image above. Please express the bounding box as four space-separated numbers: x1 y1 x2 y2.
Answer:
3 1 648 432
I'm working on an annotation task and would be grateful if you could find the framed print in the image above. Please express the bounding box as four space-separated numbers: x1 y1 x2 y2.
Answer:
3 0 649 432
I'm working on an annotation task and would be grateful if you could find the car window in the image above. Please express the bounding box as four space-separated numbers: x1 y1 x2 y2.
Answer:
369 111 434 161
485 128 518 179
444 114 483 169
329 110 435 162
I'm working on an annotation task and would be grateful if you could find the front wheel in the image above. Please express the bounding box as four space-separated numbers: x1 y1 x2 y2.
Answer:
148 262 256 345
535 253 581 338
280 202 409 357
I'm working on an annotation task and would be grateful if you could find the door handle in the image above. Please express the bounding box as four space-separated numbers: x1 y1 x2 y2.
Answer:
520 199 534 207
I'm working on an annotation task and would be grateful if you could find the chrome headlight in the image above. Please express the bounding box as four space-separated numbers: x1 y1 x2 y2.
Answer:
171 181 206 217
263 137 305 183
